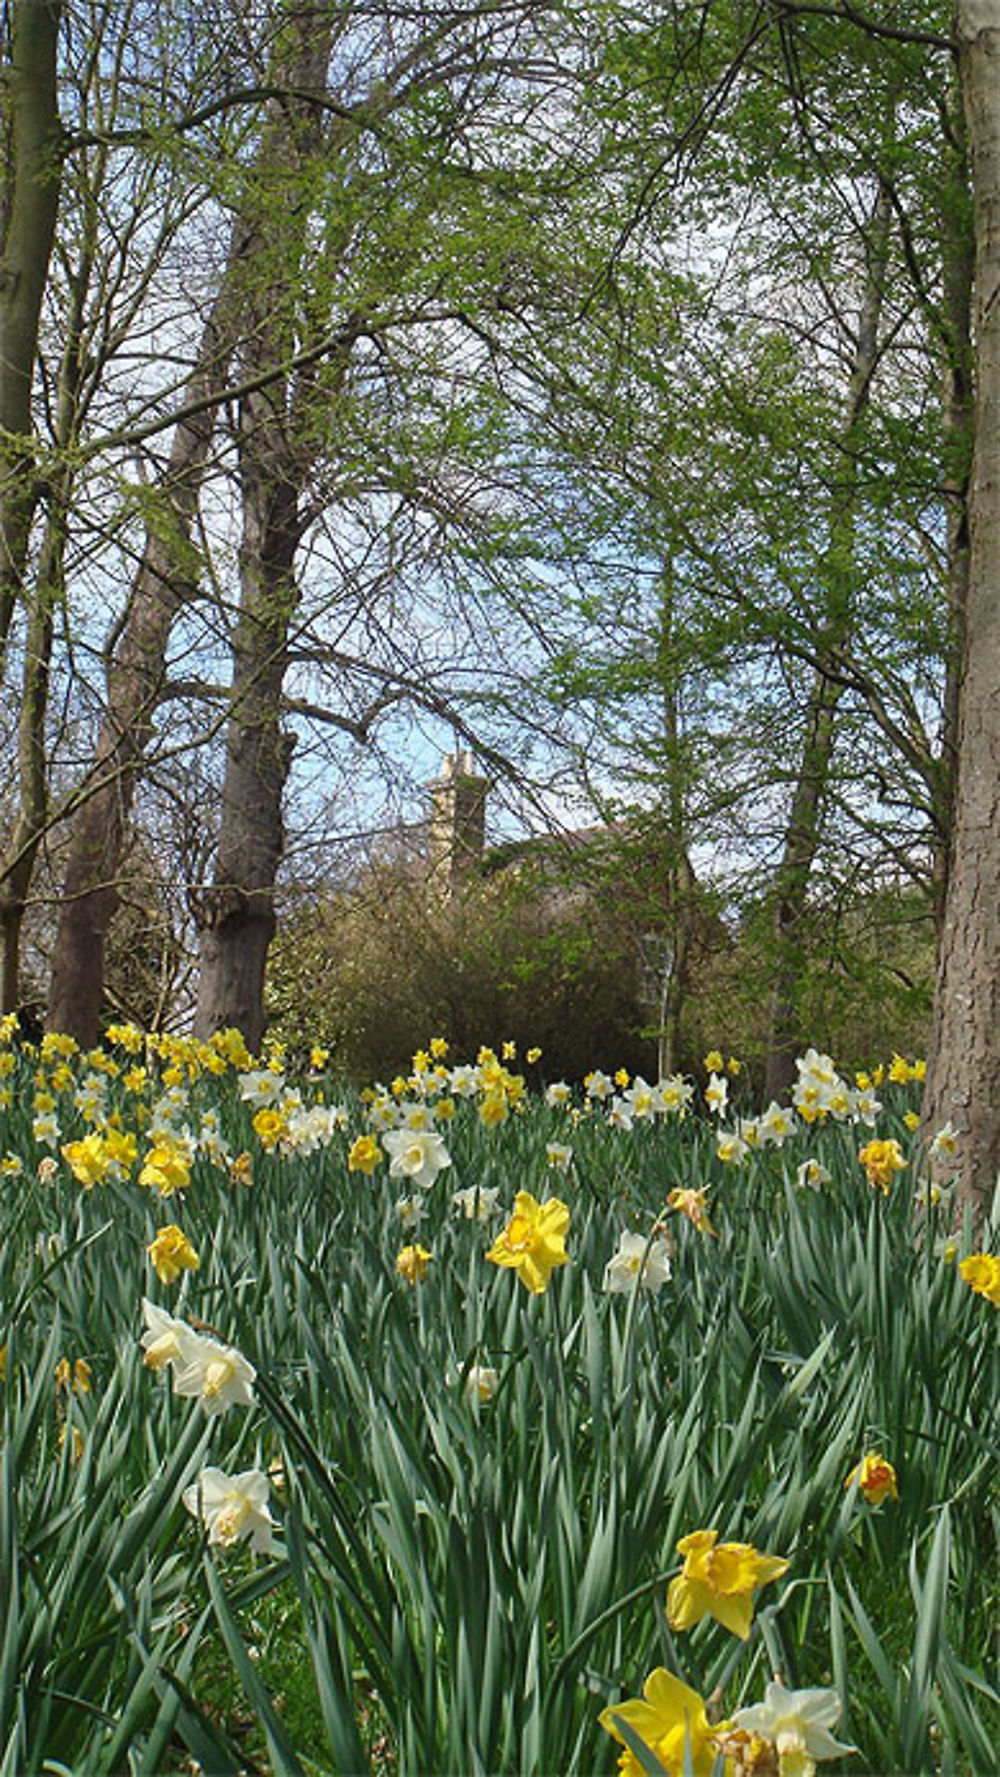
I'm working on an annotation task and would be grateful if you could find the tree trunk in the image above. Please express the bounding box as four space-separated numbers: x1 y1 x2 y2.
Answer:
933 79 975 928
193 7 335 1049
764 180 891 1100
656 562 694 1078
47 0 336 1044
0 0 63 672
45 273 238 1040
921 1 1000 1209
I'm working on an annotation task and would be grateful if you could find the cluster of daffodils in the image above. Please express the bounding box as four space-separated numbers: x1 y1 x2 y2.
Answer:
357 1042 532 1137
602 1670 854 1777
238 1067 347 1156
791 1048 882 1127
140 1300 255 1416
601 1529 855 1777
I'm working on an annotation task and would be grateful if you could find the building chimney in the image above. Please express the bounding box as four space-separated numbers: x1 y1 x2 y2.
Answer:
426 749 488 894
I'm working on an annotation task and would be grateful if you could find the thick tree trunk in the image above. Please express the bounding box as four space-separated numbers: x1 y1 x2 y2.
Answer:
45 277 238 1040
764 182 891 1100
921 2 1000 1209
47 0 336 1044
0 0 63 671
191 474 300 1050
193 8 335 1049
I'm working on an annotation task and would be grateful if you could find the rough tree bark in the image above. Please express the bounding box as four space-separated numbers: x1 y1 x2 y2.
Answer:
933 78 975 926
45 273 239 1040
921 0 1000 1209
192 6 336 1049
47 0 343 1043
764 181 891 1100
0 0 64 671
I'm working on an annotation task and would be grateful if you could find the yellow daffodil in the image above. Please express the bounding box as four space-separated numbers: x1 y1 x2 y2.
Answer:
667 1529 789 1639
844 1451 899 1506
230 1150 254 1186
858 1138 906 1193
526 1046 542 1063
347 1133 382 1175
148 1224 201 1285
599 1668 716 1777
396 1244 433 1284
138 1137 191 1197
666 1187 717 1235
479 1088 508 1127
55 1355 91 1395
486 1190 569 1294
703 1050 723 1073
59 1423 85 1465
251 1106 290 1151
959 1252 1000 1306
61 1134 110 1187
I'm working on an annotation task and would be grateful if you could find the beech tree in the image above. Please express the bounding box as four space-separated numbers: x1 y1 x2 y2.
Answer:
921 0 1000 1206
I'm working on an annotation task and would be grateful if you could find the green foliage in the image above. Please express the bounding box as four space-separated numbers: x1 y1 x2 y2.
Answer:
266 857 682 1082
0 1028 996 1771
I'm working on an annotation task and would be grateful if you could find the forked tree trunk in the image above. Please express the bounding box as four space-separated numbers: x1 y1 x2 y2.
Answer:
764 182 891 1099
921 1 1000 1209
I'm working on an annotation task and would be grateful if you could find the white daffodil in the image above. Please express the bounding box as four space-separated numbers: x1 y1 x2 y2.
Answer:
237 1068 285 1107
603 1230 673 1296
717 1130 749 1165
658 1074 694 1114
183 1467 275 1554
140 1298 199 1373
730 1681 856 1775
461 1363 499 1402
795 1159 830 1191
170 1329 256 1416
452 1184 501 1220
383 1127 452 1190
606 1096 634 1131
584 1069 614 1102
758 1101 795 1145
705 1072 728 1115
852 1089 881 1127
545 1142 573 1171
622 1077 661 1120
32 1111 61 1148
396 1194 426 1228
929 1120 960 1162
448 1064 480 1098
